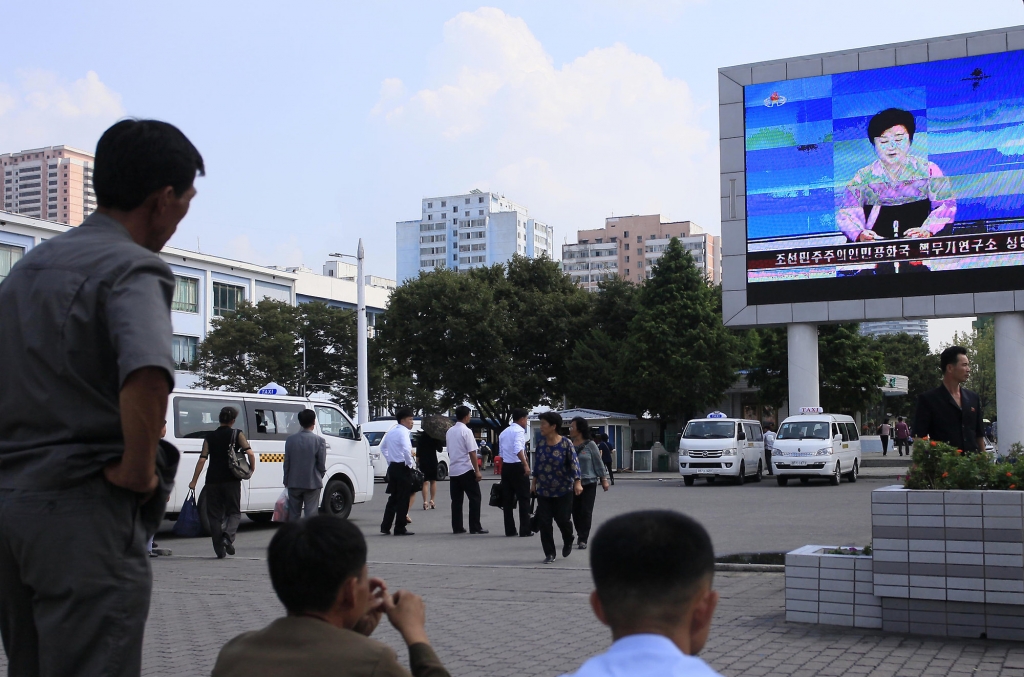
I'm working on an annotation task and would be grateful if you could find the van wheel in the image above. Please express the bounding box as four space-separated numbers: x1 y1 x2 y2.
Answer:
197 488 211 537
847 460 859 483
800 477 810 485
706 477 716 484
322 479 354 520
735 462 745 485
247 512 273 523
753 460 763 482
436 462 449 481
776 476 788 486
683 476 695 486
830 461 841 486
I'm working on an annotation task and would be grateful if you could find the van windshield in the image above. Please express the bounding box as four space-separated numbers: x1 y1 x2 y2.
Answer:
683 421 735 439
777 421 831 440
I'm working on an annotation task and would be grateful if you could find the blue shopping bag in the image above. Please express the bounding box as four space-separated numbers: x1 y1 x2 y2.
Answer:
173 489 202 537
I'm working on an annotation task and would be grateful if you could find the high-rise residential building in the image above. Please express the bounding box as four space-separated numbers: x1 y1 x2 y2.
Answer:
859 320 929 342
1 146 96 225
396 189 554 283
562 214 722 290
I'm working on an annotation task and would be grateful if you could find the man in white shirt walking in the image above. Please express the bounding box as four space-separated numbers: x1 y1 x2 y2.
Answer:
561 511 724 677
445 406 487 534
379 408 417 536
498 408 532 537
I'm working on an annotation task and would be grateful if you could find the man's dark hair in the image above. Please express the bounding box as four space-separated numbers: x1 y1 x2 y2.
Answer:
940 345 968 374
394 407 415 422
219 406 239 424
538 411 562 429
455 405 471 421
867 108 916 143
267 516 367 614
571 416 592 440
590 511 714 629
298 409 316 428
511 407 528 422
93 119 205 211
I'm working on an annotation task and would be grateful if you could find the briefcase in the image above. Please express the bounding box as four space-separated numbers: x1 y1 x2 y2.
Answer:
488 482 503 508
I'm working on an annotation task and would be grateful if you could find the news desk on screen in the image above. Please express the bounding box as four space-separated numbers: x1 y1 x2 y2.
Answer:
744 49 1024 305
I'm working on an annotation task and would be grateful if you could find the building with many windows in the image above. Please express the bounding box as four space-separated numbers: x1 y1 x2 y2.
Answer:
1 146 97 225
859 320 929 342
396 189 554 283
562 214 722 290
0 210 394 388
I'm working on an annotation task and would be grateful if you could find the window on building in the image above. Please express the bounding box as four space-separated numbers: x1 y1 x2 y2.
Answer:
478 209 483 216
172 276 199 313
0 243 25 281
441 213 446 219
625 255 630 263
171 335 198 371
212 282 245 317
637 236 642 243
427 214 433 220
464 198 470 204
464 211 469 217
478 197 484 203
426 202 432 208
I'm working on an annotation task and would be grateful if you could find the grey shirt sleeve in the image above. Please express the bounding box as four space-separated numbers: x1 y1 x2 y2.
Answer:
317 436 327 476
105 256 176 389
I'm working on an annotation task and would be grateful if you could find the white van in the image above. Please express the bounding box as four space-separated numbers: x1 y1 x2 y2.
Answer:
164 389 373 526
678 417 765 485
364 419 450 482
771 413 861 486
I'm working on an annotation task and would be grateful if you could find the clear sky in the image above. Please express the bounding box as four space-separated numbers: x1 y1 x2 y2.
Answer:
3 1 1021 349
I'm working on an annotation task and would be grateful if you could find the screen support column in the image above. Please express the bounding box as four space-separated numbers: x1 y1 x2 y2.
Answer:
788 324 820 413
995 313 1024 451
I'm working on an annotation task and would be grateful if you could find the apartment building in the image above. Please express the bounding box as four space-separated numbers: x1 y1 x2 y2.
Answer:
396 189 554 283
859 320 929 342
1 146 96 225
562 214 722 290
0 210 394 388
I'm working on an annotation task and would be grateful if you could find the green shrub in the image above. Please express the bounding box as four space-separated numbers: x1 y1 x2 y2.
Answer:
904 438 1021 490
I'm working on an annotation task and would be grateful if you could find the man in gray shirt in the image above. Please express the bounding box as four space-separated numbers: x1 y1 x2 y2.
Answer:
0 119 204 677
283 409 328 520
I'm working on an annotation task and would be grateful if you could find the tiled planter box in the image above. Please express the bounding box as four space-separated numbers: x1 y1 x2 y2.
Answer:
785 545 881 628
870 485 1024 640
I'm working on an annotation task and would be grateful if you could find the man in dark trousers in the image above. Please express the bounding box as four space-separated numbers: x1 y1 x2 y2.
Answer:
446 406 486 534
498 408 532 537
914 345 986 453
380 408 417 536
0 120 203 676
284 409 327 521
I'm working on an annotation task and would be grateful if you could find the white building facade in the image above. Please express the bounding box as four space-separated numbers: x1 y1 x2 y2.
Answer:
0 211 393 389
396 189 554 283
859 320 929 342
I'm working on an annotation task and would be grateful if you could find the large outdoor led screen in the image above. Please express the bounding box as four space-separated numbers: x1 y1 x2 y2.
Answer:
744 50 1024 305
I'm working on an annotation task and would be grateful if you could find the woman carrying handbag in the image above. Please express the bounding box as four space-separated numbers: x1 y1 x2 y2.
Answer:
188 406 256 558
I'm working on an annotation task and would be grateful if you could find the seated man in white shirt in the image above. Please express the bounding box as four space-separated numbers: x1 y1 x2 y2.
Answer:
563 511 723 677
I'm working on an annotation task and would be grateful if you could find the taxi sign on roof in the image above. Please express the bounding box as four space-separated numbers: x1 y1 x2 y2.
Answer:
706 411 727 418
258 382 289 396
799 406 824 414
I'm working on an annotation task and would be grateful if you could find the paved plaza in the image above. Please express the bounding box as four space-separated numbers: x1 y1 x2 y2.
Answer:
6 476 1024 676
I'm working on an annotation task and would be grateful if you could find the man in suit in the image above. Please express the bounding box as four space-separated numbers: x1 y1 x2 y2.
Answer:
914 345 986 453
283 409 327 521
212 516 450 677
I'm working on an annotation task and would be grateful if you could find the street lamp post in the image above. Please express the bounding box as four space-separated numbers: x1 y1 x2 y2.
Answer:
329 240 369 425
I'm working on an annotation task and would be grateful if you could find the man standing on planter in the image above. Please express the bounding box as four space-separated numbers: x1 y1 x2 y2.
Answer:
913 345 986 454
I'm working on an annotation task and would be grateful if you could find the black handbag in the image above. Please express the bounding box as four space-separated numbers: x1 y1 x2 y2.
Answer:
489 482 503 508
408 466 425 492
227 429 253 480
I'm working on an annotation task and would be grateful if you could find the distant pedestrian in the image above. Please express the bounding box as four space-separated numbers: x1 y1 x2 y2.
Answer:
878 419 891 456
597 433 615 485
569 417 609 550
762 423 777 476
283 409 327 521
894 416 911 457
380 408 417 536
532 411 582 564
416 432 441 510
190 406 256 558
447 406 487 534
0 118 201 676
498 408 533 537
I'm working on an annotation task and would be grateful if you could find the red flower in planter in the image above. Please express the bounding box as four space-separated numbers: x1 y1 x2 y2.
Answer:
1008 472 1014 478
956 449 963 455
930 441 937 447
1012 485 1017 489
942 472 949 478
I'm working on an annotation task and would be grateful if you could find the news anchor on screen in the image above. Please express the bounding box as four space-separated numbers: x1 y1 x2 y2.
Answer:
836 108 957 248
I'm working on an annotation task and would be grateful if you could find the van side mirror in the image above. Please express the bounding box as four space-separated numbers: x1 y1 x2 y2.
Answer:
355 425 362 441
834 433 843 441
737 429 746 441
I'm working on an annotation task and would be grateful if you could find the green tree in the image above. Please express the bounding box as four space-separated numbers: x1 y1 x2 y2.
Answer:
564 277 642 414
194 299 362 408
377 255 591 429
746 326 788 417
622 239 738 433
872 332 939 417
819 323 885 414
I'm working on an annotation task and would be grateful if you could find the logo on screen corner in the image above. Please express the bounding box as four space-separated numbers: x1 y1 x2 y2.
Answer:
763 91 786 108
